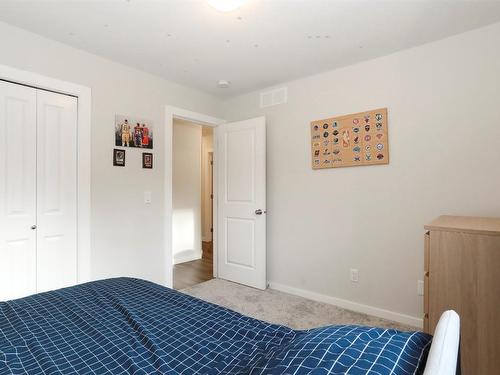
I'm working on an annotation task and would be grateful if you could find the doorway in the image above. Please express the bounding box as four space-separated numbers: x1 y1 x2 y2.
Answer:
165 106 266 291
172 119 214 290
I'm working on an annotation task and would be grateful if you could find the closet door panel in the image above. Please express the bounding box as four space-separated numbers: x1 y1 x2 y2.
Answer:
36 90 78 293
0 81 37 301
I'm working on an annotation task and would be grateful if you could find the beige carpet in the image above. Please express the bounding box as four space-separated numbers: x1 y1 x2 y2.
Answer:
181 278 415 331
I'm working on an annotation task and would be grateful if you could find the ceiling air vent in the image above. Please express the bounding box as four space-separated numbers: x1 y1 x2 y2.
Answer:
260 87 288 108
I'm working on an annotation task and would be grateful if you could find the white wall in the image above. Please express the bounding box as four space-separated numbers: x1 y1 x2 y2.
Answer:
0 21 222 286
201 129 214 242
3 17 500 325
222 22 500 324
172 120 202 264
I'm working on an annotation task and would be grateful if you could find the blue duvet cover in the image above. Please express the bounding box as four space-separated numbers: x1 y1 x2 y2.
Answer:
0 278 431 374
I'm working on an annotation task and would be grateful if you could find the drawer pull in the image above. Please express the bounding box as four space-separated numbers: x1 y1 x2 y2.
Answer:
424 271 429 277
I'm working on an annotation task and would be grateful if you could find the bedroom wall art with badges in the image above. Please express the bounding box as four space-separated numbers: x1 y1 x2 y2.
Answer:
310 108 389 169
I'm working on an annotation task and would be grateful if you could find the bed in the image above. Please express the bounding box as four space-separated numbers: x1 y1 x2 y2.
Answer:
0 278 458 374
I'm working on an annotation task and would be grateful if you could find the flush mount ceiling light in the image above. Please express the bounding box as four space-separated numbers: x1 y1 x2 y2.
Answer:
207 0 247 12
217 79 230 88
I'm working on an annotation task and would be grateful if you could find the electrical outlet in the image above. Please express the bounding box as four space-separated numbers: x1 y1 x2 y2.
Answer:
350 268 359 283
417 280 424 296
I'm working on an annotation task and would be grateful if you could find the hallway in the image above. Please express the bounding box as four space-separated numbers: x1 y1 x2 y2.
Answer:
173 241 213 290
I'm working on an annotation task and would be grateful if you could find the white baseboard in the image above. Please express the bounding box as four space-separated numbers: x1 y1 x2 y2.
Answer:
173 251 202 265
268 281 422 329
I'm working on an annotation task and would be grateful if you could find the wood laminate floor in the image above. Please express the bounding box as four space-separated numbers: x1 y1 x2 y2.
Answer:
173 241 213 290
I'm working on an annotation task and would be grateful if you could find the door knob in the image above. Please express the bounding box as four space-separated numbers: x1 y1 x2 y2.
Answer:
31 225 37 230
255 209 265 215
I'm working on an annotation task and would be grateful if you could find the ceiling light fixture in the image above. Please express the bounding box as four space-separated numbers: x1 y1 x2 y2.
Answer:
207 0 247 12
217 79 230 88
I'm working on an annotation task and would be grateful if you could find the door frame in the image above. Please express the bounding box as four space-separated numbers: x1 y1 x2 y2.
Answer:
0 63 92 283
164 106 225 287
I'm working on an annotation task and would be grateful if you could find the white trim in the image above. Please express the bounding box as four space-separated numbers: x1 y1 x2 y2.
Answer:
166 107 224 127
212 131 219 279
268 281 423 328
0 63 92 283
164 105 225 288
173 251 203 265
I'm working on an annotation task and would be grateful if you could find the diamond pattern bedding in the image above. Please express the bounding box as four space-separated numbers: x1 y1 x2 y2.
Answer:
0 278 431 374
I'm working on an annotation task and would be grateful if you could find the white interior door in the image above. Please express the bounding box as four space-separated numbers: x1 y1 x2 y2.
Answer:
0 81 37 301
36 90 78 293
217 117 266 289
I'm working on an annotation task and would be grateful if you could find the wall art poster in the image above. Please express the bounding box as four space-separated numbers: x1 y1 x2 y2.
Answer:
115 114 153 149
310 108 389 169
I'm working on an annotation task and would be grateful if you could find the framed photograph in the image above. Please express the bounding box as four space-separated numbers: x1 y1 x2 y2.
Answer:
113 149 126 167
115 114 154 149
142 153 153 169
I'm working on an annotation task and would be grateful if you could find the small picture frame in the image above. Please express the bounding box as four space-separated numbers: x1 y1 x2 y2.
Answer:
113 148 126 167
142 152 153 169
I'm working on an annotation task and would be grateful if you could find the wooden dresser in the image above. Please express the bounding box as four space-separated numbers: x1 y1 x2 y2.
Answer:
424 215 500 375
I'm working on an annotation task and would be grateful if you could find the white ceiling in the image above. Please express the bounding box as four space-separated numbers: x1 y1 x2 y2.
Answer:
1 0 500 98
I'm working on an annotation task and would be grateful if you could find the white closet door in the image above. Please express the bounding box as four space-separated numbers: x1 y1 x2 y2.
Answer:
0 81 37 301
36 90 78 293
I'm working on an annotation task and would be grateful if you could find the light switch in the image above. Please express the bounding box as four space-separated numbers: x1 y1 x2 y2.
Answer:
144 191 152 204
417 280 424 296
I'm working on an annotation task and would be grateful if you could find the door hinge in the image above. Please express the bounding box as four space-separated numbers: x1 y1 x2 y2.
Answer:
210 194 214 199
210 227 213 233
210 161 213 165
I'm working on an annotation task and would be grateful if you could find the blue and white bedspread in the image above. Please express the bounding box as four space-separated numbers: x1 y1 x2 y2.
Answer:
0 278 431 374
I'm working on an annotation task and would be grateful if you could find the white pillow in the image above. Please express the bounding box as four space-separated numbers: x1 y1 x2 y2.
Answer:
423 310 460 375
